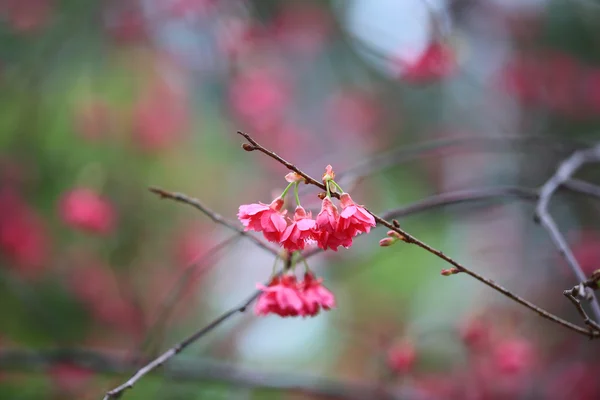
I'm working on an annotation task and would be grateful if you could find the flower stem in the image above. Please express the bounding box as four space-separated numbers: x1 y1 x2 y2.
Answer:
325 180 331 198
280 181 295 199
330 180 344 194
270 255 280 277
297 252 311 273
294 182 301 206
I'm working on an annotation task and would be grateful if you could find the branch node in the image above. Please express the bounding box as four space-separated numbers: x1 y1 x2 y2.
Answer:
242 143 256 152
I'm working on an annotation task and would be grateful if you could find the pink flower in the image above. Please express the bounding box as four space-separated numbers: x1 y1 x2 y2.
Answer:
229 67 290 132
315 197 352 251
0 208 48 278
398 42 456 84
338 193 376 236
300 272 335 316
255 275 305 317
59 188 116 235
493 339 535 375
387 341 417 374
237 197 288 243
132 83 188 153
279 206 316 252
49 363 93 394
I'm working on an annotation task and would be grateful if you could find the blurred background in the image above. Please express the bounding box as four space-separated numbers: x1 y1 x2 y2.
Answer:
2 0 600 398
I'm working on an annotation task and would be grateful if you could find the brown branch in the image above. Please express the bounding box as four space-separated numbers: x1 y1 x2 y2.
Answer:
238 130 599 339
148 187 278 256
104 141 600 399
535 144 600 323
564 287 600 335
0 348 398 400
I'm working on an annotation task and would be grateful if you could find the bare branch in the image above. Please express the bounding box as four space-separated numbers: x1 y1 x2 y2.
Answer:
238 131 599 339
381 186 538 219
564 287 600 336
140 234 242 355
103 287 262 399
148 187 278 256
535 144 600 322
0 348 398 400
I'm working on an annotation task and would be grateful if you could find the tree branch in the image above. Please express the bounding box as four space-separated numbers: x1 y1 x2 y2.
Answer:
148 187 278 256
0 348 398 400
535 144 600 323
238 130 599 339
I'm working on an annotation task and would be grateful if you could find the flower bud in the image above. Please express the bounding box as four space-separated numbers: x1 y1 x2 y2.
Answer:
440 268 460 276
285 172 303 183
379 237 397 247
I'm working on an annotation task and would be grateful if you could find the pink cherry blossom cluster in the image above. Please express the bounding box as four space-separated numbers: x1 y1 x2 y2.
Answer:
238 165 375 252
237 165 376 318
255 273 335 317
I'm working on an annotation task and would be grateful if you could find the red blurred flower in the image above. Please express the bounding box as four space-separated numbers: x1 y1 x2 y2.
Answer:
387 341 417 374
271 2 331 56
69 264 142 335
566 231 600 276
229 67 290 131
493 339 535 375
300 272 335 316
48 363 93 394
500 55 542 106
459 317 491 351
166 0 214 18
59 188 116 235
399 42 456 84
173 224 208 266
0 206 48 278
132 84 188 153
238 197 288 242
0 0 53 33
338 193 376 236
280 206 317 252
255 275 305 317
106 7 147 44
328 90 380 135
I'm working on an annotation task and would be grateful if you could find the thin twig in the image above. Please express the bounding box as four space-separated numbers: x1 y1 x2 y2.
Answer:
564 287 600 335
381 186 538 219
562 178 600 200
535 144 600 322
149 187 278 256
140 234 242 355
332 135 587 192
238 130 599 339
103 289 262 399
0 348 398 400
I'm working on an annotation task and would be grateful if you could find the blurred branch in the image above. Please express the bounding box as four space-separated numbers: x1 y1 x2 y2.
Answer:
562 178 600 200
148 187 278 256
535 144 600 323
381 186 538 218
103 289 262 399
238 131 598 339
0 348 398 400
333 135 588 193
140 234 243 356
381 181 600 219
